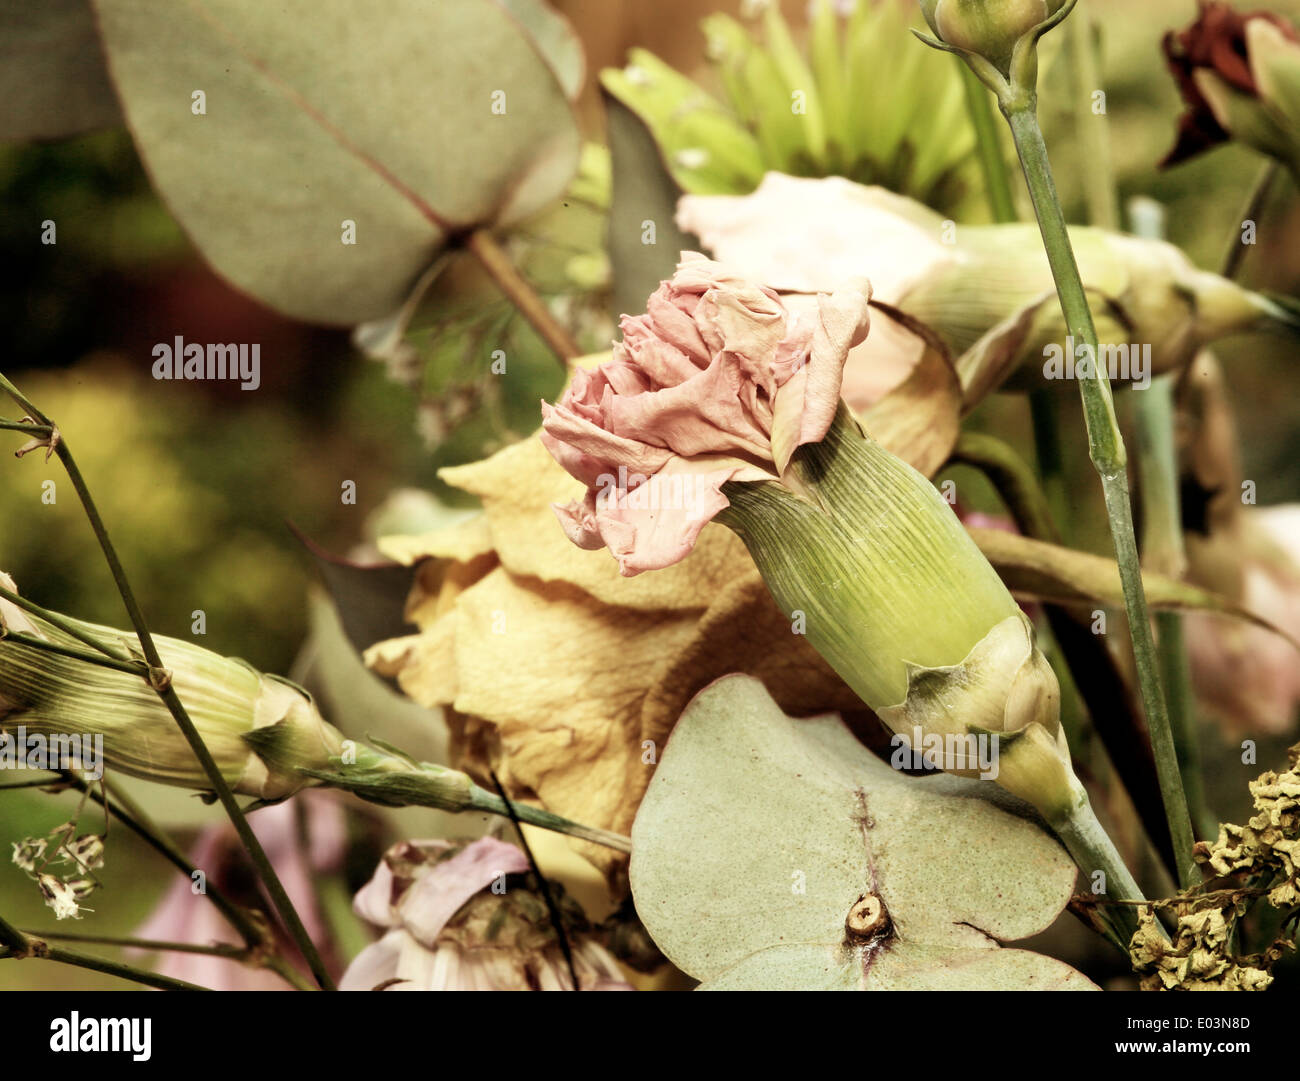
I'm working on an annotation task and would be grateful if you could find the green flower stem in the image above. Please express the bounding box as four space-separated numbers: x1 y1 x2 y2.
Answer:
15 927 315 989
953 36 1079 547
468 786 632 853
91 775 268 949
950 431 1180 875
0 939 210 991
1 372 334 990
1134 375 1211 842
0 775 67 790
465 228 579 365
310 746 633 853
0 912 27 954
0 418 51 435
1051 797 1148 952
1128 198 1212 844
998 105 1199 890
22 930 246 958
3 912 212 990
958 62 1017 224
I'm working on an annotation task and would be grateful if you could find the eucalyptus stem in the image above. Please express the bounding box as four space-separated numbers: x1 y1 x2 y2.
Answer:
997 106 1198 889
0 372 334 990
958 62 1017 224
465 228 579 365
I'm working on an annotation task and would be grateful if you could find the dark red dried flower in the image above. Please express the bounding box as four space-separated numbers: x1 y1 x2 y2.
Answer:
1161 1 1298 167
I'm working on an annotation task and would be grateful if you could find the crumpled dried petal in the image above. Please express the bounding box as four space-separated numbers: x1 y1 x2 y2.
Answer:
540 252 870 575
1130 905 1276 991
344 838 633 991
1196 740 1300 907
1160 1 1299 167
679 173 1286 406
365 434 863 881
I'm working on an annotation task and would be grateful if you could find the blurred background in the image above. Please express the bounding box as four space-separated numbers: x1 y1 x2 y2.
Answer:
3 0 1300 989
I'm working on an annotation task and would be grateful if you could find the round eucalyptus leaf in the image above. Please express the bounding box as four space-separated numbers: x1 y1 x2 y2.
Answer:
631 675 1096 990
92 0 580 324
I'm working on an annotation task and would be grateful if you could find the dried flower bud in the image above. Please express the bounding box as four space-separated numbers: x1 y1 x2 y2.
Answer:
1162 2 1300 177
37 873 82 921
0 582 345 801
921 0 1068 75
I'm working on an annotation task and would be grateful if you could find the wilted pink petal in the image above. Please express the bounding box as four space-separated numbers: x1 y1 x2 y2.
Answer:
397 838 529 947
1187 504 1300 735
344 839 635 991
541 252 871 574
338 929 406 991
133 792 347 990
677 173 952 413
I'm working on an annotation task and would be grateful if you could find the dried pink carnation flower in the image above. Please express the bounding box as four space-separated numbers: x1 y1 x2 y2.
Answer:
342 837 632 991
540 252 871 575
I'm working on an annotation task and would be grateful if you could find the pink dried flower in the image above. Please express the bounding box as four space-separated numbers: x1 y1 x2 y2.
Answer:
133 792 347 990
1186 504 1300 735
342 838 633 991
540 252 870 575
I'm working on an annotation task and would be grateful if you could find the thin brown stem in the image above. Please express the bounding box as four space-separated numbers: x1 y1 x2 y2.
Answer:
465 229 579 365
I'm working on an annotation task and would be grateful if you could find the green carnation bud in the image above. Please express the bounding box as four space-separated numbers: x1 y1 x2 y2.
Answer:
921 0 1068 77
717 404 1081 822
0 590 344 800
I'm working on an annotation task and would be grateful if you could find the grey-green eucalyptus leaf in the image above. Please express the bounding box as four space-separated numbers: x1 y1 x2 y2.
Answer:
92 0 580 324
630 674 1097 990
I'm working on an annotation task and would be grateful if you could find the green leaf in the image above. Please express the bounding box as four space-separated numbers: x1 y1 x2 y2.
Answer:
495 0 585 102
970 527 1300 648
92 0 580 324
603 90 698 324
0 0 122 140
599 50 765 195
630 675 1096 990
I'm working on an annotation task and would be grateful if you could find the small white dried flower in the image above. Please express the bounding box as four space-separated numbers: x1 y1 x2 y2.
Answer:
61 834 105 873
11 837 47 874
37 873 83 920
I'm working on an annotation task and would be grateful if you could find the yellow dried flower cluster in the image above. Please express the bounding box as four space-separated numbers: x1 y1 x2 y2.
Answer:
1198 741 1300 908
1130 741 1300 990
1130 906 1277 991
